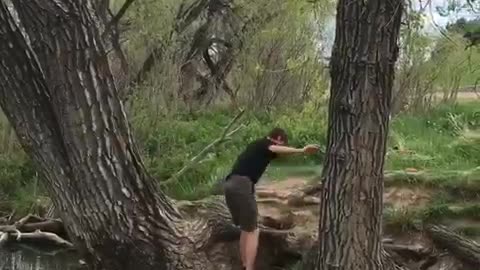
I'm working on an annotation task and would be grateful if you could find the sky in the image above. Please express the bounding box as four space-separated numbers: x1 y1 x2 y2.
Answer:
320 0 478 58
422 0 477 34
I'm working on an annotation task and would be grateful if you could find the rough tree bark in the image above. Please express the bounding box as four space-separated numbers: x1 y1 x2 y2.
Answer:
0 1 306 269
307 0 404 269
1 0 183 268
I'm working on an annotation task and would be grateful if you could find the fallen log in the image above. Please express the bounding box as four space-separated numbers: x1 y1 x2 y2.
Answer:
18 219 65 235
0 215 65 236
0 228 73 248
426 224 480 267
0 214 72 249
11 230 73 248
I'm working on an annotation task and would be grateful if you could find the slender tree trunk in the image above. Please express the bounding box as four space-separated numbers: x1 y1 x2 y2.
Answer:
309 0 403 269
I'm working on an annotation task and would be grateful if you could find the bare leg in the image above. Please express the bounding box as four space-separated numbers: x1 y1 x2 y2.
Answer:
240 231 247 267
244 228 259 270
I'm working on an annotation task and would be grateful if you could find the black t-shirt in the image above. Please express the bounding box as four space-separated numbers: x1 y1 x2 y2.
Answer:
227 137 278 184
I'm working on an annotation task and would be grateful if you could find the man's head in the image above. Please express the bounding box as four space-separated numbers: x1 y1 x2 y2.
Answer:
267 127 288 145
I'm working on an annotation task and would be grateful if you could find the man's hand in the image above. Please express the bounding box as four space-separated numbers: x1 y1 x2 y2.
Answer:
303 144 320 155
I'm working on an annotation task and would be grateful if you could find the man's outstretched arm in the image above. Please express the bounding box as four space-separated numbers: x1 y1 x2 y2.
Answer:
268 144 319 155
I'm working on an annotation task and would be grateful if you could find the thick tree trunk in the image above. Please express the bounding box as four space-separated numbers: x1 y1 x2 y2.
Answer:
309 0 403 269
1 1 183 269
0 1 311 269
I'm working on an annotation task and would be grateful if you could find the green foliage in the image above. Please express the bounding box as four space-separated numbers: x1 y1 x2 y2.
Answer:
394 10 480 114
0 153 37 215
0 154 35 195
447 18 480 34
430 34 480 88
1 101 480 205
394 21 438 112
228 0 331 107
132 106 328 199
130 100 480 200
121 0 334 112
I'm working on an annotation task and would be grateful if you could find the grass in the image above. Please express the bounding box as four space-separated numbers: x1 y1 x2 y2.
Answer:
387 101 480 170
0 101 479 216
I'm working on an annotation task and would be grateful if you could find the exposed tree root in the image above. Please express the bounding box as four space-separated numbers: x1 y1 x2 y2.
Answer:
0 214 71 248
427 225 480 268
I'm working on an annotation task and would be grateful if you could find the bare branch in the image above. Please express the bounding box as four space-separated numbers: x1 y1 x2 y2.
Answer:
3 230 74 248
102 0 135 38
0 213 71 248
161 109 246 186
465 0 479 12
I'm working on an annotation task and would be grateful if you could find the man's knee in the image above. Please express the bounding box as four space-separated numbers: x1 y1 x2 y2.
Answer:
242 228 255 233
241 227 259 236
240 222 257 233
239 207 257 232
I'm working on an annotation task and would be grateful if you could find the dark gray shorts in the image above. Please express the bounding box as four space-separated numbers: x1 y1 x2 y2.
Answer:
224 175 257 232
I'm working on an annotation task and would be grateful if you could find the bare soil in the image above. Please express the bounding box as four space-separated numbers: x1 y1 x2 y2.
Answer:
256 178 434 228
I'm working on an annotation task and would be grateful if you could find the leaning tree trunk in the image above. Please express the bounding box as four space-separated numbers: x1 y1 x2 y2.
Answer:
0 1 211 269
307 0 404 269
0 1 307 269
0 0 182 269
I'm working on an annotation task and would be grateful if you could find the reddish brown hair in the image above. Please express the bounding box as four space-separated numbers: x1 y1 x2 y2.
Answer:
267 127 288 144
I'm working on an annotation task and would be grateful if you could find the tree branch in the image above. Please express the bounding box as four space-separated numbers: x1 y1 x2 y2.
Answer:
0 230 74 248
102 0 135 38
161 109 245 186
0 213 72 248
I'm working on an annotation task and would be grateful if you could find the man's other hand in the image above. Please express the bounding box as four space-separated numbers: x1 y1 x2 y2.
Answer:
303 144 320 155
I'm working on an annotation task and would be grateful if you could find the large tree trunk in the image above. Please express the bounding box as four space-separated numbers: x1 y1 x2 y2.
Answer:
1 0 182 268
0 1 308 269
308 0 404 269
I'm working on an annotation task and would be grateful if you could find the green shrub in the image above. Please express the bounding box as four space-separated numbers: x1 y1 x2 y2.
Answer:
133 107 328 199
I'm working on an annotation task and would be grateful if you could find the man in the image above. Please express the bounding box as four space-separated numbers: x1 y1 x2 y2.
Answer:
223 127 319 270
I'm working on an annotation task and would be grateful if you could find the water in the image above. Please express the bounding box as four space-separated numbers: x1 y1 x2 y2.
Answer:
0 244 81 270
